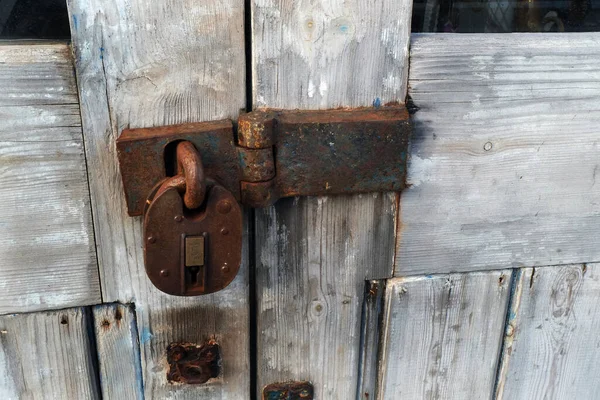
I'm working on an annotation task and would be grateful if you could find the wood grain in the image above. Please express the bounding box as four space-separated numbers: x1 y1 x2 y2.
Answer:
93 303 143 400
0 308 100 399
252 0 411 397
67 1 249 398
496 264 600 399
398 33 600 275
0 43 100 314
377 271 512 400
0 43 79 106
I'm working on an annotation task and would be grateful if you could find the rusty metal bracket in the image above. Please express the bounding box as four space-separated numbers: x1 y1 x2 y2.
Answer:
166 341 220 384
263 381 314 400
117 106 411 215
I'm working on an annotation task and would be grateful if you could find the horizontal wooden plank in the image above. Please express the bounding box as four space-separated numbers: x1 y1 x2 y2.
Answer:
0 44 78 106
397 33 600 274
377 270 511 399
93 303 143 400
0 44 100 314
496 264 600 399
0 308 100 399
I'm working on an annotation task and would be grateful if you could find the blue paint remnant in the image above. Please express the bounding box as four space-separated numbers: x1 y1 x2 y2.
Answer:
339 24 349 33
373 97 381 108
99 47 105 60
72 15 78 30
509 311 516 321
140 327 154 344
425 275 433 279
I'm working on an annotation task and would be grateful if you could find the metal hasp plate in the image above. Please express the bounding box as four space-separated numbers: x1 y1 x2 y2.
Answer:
117 106 411 215
166 340 220 384
263 381 314 400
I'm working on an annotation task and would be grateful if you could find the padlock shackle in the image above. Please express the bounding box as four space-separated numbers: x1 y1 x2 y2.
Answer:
176 141 206 209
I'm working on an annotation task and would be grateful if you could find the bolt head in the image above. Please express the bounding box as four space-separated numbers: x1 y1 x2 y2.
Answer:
160 269 170 277
220 227 229 235
148 236 156 244
174 215 183 222
217 200 232 214
221 263 230 273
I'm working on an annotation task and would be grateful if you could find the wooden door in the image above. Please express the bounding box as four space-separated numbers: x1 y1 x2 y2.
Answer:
1 0 600 399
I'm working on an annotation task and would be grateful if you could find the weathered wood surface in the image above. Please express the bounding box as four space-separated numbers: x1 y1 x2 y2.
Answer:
357 280 385 400
0 308 100 399
256 196 396 398
377 271 512 399
0 43 100 314
93 303 143 400
398 33 600 275
496 264 600 399
253 0 411 395
67 1 249 398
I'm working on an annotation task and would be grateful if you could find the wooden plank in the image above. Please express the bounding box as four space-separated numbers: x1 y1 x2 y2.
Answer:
253 0 412 109
0 43 79 106
93 303 143 400
398 33 600 275
0 308 100 399
496 264 600 399
256 195 397 398
0 43 100 314
357 280 385 400
377 270 512 399
67 1 249 397
252 0 412 395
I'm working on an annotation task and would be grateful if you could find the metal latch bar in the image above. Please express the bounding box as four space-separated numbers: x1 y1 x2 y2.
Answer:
117 106 411 215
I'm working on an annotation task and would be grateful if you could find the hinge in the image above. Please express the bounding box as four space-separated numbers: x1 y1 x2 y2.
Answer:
117 106 411 216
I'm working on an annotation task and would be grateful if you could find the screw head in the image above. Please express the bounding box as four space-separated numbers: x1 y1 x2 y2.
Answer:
484 141 493 151
160 269 169 277
217 200 232 214
148 236 156 244
221 263 230 273
220 227 229 235
174 215 183 222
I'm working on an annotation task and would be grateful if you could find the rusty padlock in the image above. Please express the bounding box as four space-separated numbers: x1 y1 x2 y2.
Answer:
143 141 242 296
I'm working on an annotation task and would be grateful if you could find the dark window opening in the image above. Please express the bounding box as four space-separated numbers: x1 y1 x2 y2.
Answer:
412 0 600 32
1 0 70 39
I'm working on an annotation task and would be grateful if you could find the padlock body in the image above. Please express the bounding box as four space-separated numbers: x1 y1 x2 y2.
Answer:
143 182 242 296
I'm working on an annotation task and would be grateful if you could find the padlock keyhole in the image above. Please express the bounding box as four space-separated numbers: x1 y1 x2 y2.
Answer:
188 266 200 285
184 235 206 290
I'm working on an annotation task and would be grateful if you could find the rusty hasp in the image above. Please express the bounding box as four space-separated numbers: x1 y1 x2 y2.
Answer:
238 107 411 207
117 106 411 212
262 381 314 400
166 341 220 384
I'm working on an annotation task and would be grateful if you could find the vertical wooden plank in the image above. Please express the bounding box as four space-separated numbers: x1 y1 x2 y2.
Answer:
0 43 100 314
67 0 249 398
496 264 600 400
93 303 143 400
253 0 412 395
0 308 100 399
256 195 396 398
377 271 512 400
357 280 385 400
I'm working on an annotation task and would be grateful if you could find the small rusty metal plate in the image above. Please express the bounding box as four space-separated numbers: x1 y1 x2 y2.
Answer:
167 341 220 384
117 120 240 216
144 182 242 296
263 381 314 400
